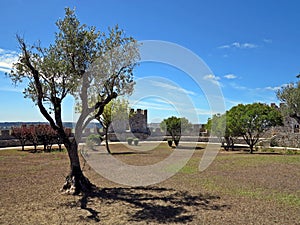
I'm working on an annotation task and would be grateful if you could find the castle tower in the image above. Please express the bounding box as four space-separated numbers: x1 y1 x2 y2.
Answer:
129 108 148 133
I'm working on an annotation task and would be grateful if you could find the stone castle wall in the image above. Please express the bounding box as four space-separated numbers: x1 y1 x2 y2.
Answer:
129 109 148 133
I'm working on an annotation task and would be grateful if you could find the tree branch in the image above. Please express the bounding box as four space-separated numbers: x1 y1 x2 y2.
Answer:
18 36 59 131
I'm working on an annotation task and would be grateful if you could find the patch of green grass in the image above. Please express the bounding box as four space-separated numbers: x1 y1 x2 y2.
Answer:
187 153 300 207
260 147 300 155
0 149 26 156
266 192 300 207
199 178 219 191
199 175 300 206
179 164 198 174
164 160 194 174
232 188 263 198
217 154 300 169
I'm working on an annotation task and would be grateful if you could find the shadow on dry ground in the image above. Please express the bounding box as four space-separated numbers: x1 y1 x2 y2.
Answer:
64 186 229 223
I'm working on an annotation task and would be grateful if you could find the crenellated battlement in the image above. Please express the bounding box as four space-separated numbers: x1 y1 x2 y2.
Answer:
129 108 148 133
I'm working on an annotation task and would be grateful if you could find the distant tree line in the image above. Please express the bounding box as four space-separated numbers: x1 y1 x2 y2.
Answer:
11 124 71 152
206 103 283 153
205 75 300 153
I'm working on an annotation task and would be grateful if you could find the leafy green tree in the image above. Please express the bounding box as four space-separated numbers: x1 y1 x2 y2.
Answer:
96 98 129 154
227 103 283 153
160 116 192 147
8 8 139 194
276 76 300 124
206 113 234 150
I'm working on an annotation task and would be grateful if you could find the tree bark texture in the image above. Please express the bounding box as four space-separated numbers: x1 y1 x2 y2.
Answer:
61 140 93 194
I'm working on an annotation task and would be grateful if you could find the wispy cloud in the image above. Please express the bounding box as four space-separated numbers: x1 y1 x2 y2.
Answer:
203 74 221 86
218 42 258 49
195 108 221 116
263 39 272 44
224 74 237 79
258 83 288 92
264 86 281 91
228 82 248 90
131 99 174 111
0 48 19 73
224 82 285 108
0 87 23 93
150 80 196 96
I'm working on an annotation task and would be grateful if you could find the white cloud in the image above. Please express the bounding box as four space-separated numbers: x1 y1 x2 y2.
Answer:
218 44 231 49
0 87 23 93
251 84 287 92
0 48 19 73
150 80 196 96
224 74 237 79
203 74 221 86
0 67 12 74
131 98 174 111
264 86 281 91
195 108 218 116
241 43 257 48
263 39 272 44
203 74 220 80
218 42 258 49
231 42 241 48
229 82 248 90
224 98 244 109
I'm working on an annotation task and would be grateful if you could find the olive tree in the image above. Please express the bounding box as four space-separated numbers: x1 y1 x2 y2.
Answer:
227 103 283 153
276 76 300 124
160 116 192 147
8 8 139 194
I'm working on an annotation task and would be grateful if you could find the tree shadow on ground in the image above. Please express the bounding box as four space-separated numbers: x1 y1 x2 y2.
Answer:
75 186 229 223
110 151 149 155
176 146 205 150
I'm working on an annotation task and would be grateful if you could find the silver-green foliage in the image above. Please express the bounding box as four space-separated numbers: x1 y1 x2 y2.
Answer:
276 78 300 124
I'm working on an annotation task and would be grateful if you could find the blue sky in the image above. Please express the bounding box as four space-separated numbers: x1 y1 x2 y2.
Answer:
0 0 299 123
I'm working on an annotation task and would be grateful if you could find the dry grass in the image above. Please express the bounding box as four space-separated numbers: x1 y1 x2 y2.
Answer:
0 142 299 224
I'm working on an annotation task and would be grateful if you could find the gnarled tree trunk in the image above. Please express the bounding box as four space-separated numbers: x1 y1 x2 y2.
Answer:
61 139 93 195
104 128 111 154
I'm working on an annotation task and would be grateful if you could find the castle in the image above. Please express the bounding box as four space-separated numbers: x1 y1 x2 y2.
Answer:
129 109 148 133
270 103 299 133
1 104 299 147
107 108 150 141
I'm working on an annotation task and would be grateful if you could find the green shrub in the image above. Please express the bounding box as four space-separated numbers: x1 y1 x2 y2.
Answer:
87 134 103 145
127 137 133 145
167 139 173 147
133 138 139 146
270 138 278 147
285 149 299 155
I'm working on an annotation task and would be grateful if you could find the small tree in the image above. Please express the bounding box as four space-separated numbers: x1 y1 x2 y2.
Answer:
27 125 39 152
96 98 129 154
160 116 192 147
276 76 300 124
206 113 233 150
11 125 28 151
35 124 57 152
227 103 283 153
8 8 139 194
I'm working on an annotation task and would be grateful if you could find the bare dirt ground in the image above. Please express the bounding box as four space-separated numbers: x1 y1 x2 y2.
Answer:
0 143 299 224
